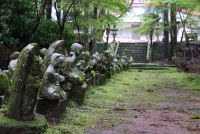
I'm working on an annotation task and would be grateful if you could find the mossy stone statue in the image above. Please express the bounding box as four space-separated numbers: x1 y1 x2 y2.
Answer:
43 40 68 70
7 43 43 121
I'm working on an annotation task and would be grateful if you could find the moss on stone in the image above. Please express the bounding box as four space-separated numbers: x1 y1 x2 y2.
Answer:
7 47 28 117
0 73 10 96
7 43 41 120
0 113 45 126
0 112 47 134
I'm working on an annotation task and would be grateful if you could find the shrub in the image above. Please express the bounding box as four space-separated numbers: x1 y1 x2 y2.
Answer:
34 20 58 48
63 24 76 49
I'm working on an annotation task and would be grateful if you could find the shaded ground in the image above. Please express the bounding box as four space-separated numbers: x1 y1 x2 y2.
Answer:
45 65 200 134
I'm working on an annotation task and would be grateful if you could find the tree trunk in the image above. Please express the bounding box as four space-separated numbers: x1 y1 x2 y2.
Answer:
170 4 177 59
91 6 98 54
54 0 74 39
59 26 64 39
46 0 52 19
149 30 154 61
106 24 111 49
31 0 48 41
73 5 81 42
84 3 89 51
163 4 169 59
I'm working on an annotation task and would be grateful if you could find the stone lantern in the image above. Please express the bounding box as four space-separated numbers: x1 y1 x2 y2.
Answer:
111 24 118 43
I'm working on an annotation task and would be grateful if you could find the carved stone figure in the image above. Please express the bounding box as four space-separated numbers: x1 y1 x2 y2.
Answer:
43 40 68 69
7 43 43 121
10 51 20 60
39 53 67 100
40 48 47 59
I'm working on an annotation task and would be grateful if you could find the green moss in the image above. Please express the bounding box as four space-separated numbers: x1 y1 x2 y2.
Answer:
0 73 10 95
31 43 38 46
0 113 46 127
7 48 28 116
45 64 200 134
7 43 41 119
190 116 200 119
55 90 66 99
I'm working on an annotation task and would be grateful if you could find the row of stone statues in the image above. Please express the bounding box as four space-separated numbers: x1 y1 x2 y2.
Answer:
0 40 132 122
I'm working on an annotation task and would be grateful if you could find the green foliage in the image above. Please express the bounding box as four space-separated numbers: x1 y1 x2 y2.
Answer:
187 33 198 41
0 113 46 127
63 24 76 49
34 20 75 49
61 0 131 42
0 0 35 48
34 20 58 48
190 116 200 119
0 73 10 95
133 8 160 35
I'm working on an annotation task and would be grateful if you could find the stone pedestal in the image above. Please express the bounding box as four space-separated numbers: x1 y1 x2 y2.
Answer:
70 86 86 105
36 98 67 119
99 74 106 85
86 78 93 86
92 74 106 86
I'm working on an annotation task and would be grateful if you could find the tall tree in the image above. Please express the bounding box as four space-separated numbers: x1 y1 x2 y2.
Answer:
163 4 169 59
91 6 98 54
54 0 76 39
31 0 48 41
170 3 177 58
83 2 90 51
46 0 52 19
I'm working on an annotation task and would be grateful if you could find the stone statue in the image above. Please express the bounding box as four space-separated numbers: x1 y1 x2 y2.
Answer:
39 53 67 100
3 51 20 79
7 43 43 121
40 48 47 59
10 51 20 60
43 40 68 70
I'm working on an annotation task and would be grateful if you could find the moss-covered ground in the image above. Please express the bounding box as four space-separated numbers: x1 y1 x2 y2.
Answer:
45 65 200 134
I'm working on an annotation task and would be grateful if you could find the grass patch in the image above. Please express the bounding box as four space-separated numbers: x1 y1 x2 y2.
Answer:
0 113 46 127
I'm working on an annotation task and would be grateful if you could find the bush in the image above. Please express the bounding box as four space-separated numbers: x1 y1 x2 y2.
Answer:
34 20 59 48
63 24 76 49
34 21 76 49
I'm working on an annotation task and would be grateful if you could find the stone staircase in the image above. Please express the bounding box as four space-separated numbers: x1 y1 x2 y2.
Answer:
130 63 175 70
117 42 148 63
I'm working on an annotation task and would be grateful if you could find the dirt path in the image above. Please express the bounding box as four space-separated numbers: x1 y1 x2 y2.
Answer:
45 65 200 134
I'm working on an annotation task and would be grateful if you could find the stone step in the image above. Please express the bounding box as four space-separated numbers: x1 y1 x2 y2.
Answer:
119 45 147 48
130 63 175 68
134 61 148 63
118 50 146 53
118 45 147 47
133 57 147 58
118 52 147 54
130 67 172 70
119 54 147 57
118 47 147 49
117 42 148 63
126 55 146 59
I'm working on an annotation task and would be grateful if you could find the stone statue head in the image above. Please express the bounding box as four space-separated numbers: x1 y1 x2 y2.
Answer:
71 43 83 56
51 53 65 73
81 51 91 61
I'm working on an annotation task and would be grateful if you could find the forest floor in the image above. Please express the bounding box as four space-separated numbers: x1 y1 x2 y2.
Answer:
45 64 200 134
